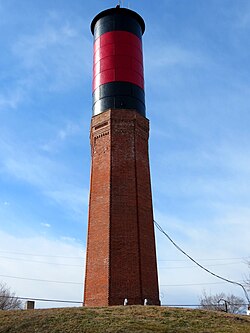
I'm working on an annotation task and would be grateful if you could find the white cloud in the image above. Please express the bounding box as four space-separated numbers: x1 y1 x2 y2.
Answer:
0 13 91 112
235 3 250 28
151 138 250 205
146 44 205 69
0 1 6 26
2 151 88 216
0 135 88 216
12 19 91 93
155 209 250 305
58 122 80 140
41 223 51 228
46 187 89 216
3 152 59 188
62 23 77 38
61 236 77 242
0 88 25 110
0 229 85 308
144 41 211 93
40 121 83 153
4 212 247 309
153 142 250 304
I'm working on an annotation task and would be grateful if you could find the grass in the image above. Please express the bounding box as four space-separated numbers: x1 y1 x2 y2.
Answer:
0 306 249 333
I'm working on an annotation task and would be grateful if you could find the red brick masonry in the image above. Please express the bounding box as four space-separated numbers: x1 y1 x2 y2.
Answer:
84 109 160 306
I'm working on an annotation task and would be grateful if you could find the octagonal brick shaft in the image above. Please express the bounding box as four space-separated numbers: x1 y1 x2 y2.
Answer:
84 7 160 306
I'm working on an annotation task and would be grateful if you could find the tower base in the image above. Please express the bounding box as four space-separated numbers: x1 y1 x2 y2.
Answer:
84 109 160 307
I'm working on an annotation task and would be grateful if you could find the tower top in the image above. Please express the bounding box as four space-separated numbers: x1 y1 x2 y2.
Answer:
91 7 145 36
91 5 146 116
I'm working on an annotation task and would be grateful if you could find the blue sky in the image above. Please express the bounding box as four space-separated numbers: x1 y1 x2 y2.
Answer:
0 0 250 308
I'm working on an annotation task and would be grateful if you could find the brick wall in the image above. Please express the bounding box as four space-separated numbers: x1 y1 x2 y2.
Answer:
84 109 160 306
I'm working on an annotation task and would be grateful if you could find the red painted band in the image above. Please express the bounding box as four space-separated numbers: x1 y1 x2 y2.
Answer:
93 31 144 91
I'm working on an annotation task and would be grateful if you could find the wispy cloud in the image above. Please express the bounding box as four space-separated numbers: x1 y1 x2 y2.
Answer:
146 44 206 69
0 12 91 112
46 187 89 217
0 88 25 110
234 2 250 28
144 40 212 93
61 236 77 242
41 223 51 228
0 1 5 26
12 20 90 93
0 134 88 217
3 151 59 189
40 121 82 153
155 207 249 304
153 142 250 201
0 229 85 308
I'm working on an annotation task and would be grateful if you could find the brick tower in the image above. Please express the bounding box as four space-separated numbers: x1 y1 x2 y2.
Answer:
84 6 160 306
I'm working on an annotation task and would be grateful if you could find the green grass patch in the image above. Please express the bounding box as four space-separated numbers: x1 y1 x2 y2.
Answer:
0 306 249 333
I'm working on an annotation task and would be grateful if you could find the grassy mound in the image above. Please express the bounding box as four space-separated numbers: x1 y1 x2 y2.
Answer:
0 305 249 333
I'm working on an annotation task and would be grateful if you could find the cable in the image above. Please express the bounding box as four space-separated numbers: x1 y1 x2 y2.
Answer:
0 237 247 294
160 282 227 287
0 255 244 269
158 262 244 269
0 295 82 304
0 274 82 285
0 250 84 259
0 295 248 307
154 220 250 304
158 257 249 262
0 255 242 269
0 274 242 288
0 255 83 267
0 250 247 263
160 303 249 307
0 274 238 287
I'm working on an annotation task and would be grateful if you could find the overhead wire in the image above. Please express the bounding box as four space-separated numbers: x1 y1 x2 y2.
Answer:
0 295 82 304
158 256 249 262
0 274 82 285
158 262 245 269
0 255 83 267
154 220 250 304
0 226 249 301
0 255 243 269
0 295 248 307
161 282 229 287
0 250 83 259
1 273 239 288
0 249 248 263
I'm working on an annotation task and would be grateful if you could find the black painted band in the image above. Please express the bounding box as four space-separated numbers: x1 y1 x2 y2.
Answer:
92 82 145 116
91 8 145 40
